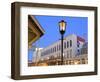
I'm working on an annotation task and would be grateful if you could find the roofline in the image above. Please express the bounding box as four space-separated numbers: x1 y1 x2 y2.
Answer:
30 15 45 34
41 34 85 50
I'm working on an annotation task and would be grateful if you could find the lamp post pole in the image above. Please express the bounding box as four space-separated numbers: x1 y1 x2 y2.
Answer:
59 20 66 65
61 34 64 65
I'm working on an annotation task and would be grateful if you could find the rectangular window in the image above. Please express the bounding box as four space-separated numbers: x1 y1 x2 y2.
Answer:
67 51 69 58
55 46 56 52
49 49 50 54
67 41 69 48
77 41 80 47
57 45 59 51
70 40 72 47
51 48 52 53
70 49 72 58
64 42 66 49
77 49 80 55
77 44 79 47
59 44 61 50
53 48 55 53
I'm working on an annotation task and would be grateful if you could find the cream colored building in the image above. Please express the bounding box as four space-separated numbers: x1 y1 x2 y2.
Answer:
36 34 88 65
32 48 43 63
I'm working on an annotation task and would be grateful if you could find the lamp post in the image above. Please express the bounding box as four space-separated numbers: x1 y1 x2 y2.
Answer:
59 20 66 65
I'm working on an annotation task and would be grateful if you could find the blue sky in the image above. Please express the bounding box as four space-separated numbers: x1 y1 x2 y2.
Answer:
34 15 88 48
28 15 88 61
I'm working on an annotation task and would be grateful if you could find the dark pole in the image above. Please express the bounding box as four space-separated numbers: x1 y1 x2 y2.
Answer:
61 34 63 65
59 20 66 65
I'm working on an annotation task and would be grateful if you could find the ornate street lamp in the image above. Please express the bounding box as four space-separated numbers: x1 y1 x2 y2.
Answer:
59 20 66 65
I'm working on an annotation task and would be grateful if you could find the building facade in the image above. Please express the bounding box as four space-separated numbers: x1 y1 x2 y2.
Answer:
32 48 43 63
33 34 88 66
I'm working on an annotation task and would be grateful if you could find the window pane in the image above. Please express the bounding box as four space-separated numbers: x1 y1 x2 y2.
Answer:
67 41 69 48
70 40 72 47
59 44 61 50
64 42 66 49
